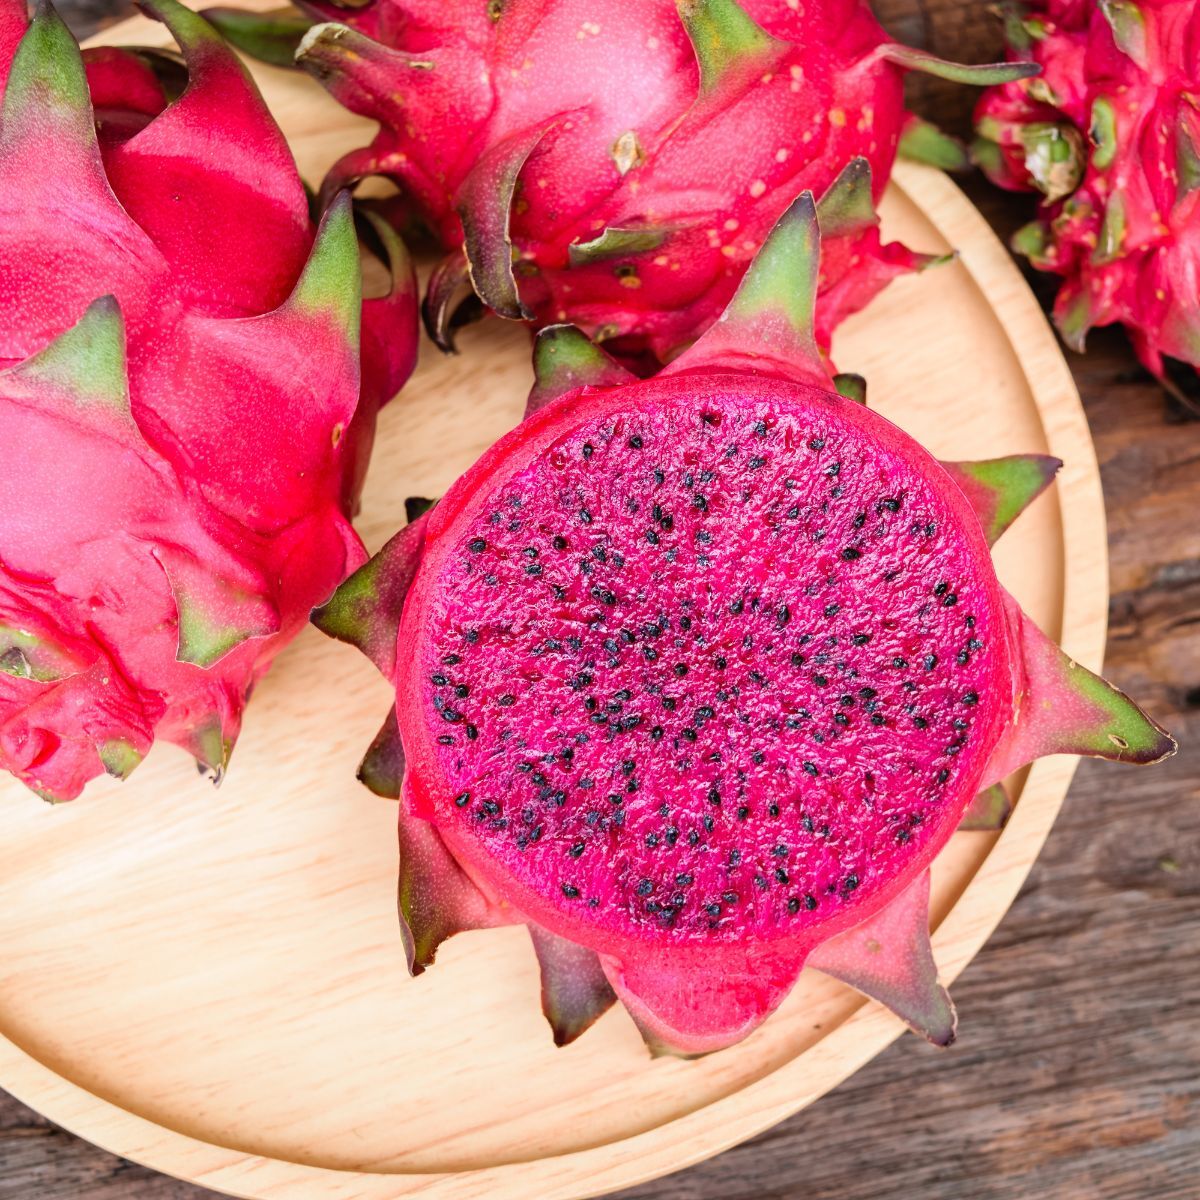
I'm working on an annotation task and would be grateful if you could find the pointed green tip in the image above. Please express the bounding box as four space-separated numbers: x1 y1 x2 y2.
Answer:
357 706 405 799
528 324 634 415
945 454 1061 546
677 0 784 94
138 0 229 58
2 1 93 146
881 43 1041 86
816 158 876 239
732 189 820 341
185 716 234 785
287 191 362 344
1098 0 1148 65
958 783 1012 831
11 296 131 416
833 373 867 405
98 738 144 782
897 116 969 172
567 225 670 267
1052 663 1178 765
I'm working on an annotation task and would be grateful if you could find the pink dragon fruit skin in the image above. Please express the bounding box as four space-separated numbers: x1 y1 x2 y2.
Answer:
973 0 1200 390
0 0 417 802
289 0 1036 366
315 185 1175 1055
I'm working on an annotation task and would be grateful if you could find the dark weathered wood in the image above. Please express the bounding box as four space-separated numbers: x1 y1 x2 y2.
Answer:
1 4 1196 1198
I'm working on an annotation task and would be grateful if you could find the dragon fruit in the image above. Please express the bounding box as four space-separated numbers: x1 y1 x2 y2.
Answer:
275 0 1036 365
0 0 417 802
315 185 1175 1054
973 0 1200 396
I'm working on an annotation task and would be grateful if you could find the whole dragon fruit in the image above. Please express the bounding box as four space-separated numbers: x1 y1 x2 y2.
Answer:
973 0 1200 395
273 0 1036 365
0 0 417 802
315 185 1175 1054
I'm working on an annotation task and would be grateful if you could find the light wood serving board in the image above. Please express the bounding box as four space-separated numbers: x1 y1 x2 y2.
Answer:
0 9 1104 1199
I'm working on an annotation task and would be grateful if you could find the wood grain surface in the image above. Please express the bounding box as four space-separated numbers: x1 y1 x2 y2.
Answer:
1 3 1196 1198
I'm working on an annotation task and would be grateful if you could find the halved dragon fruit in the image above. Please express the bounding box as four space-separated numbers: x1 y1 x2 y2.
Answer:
278 0 1037 365
316 180 1174 1053
0 0 417 801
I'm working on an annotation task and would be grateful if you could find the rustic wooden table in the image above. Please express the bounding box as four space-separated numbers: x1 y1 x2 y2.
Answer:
2 3 1196 1197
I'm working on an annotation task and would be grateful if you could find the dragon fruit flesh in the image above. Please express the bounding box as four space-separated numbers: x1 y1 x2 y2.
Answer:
315 185 1175 1054
0 0 417 802
284 0 1037 366
973 0 1200 393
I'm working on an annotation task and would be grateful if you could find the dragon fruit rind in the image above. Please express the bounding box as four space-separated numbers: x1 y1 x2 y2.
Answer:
0 0 417 802
288 0 1036 366
973 0 1200 392
316 186 1175 1055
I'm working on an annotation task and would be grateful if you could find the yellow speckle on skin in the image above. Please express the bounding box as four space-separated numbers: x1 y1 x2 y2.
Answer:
801 130 813 144
761 72 774 84
653 255 669 266
1157 288 1167 301
775 148 790 163
647 35 660 50
557 310 567 320
671 262 680 271
742 240 756 251
830 108 846 127
724 218 739 231
619 274 641 289
749 179 766 198
721 245 737 258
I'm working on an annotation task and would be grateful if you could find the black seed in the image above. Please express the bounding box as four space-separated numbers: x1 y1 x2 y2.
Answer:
483 800 500 816
454 791 470 807
892 657 908 669
650 725 664 741
628 435 643 449
637 879 654 896
497 693 515 708
813 674 828 687
775 867 790 884
682 729 697 742
645 833 659 848
674 662 689 678
579 508 592 524
962 691 979 705
561 883 580 899
748 455 765 470
844 874 859 892
582 442 594 458
468 538 487 553
441 708 462 723
788 897 801 915
896 828 911 843
913 716 928 730
923 654 938 671
730 598 744 615
871 713 885 726
802 761 818 777
841 547 861 561
465 724 479 740
524 563 542 577
937 768 950 783
957 649 971 666
824 603 840 618
808 437 825 450
437 735 455 746
569 842 585 859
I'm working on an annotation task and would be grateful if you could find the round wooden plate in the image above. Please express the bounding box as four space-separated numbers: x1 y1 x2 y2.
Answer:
0 11 1104 1199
